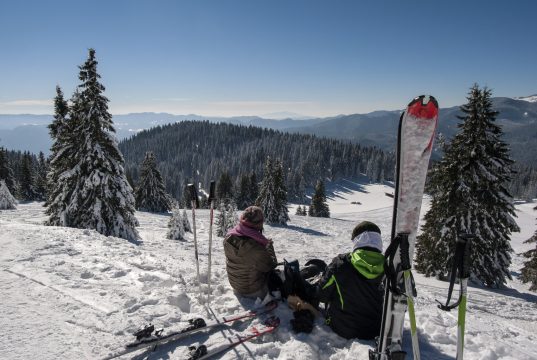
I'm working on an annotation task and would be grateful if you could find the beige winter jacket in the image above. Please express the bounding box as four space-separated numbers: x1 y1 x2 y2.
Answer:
223 234 278 298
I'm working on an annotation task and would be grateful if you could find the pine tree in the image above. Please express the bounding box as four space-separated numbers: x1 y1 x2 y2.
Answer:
256 157 289 225
0 147 16 195
45 86 78 225
235 173 251 210
182 208 192 233
0 180 17 210
135 152 171 213
167 207 186 241
310 179 330 217
216 200 238 237
307 205 313 216
248 172 259 205
34 152 48 201
217 171 234 204
295 205 307 216
521 230 537 291
47 49 139 240
18 152 37 201
415 85 519 287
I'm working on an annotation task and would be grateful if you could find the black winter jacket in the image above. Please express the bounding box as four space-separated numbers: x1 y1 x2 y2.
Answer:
317 249 385 340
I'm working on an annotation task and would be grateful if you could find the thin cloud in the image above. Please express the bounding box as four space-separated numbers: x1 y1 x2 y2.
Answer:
151 97 190 102
209 100 312 106
1 99 53 106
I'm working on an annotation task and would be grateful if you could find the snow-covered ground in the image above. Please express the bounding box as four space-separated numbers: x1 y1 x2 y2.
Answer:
1 181 536 360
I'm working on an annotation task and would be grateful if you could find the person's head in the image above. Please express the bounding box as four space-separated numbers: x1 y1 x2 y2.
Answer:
240 206 264 230
351 221 382 253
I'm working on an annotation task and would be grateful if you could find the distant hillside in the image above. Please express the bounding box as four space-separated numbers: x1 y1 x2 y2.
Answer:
286 97 537 166
1 97 536 166
118 121 394 201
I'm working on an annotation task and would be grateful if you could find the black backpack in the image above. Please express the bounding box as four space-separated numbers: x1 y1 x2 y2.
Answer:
282 258 327 306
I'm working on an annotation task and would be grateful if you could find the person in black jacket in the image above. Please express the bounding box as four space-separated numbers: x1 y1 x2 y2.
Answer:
316 221 385 339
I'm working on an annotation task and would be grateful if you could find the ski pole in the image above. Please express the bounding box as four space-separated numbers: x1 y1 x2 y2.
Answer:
435 233 473 360
456 234 473 360
207 181 216 305
188 184 201 297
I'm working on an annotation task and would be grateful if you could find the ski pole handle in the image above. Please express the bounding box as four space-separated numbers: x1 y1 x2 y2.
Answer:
458 233 474 280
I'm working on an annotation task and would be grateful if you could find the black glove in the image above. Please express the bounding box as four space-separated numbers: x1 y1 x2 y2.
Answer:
290 309 315 334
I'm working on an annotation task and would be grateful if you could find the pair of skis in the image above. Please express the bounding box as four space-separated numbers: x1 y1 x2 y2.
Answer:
103 301 279 359
370 96 472 360
187 181 216 304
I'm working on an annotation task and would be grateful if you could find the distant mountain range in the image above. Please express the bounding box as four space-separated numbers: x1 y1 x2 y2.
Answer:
1 96 536 166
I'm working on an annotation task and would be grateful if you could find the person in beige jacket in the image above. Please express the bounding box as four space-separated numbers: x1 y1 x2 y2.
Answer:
223 206 278 299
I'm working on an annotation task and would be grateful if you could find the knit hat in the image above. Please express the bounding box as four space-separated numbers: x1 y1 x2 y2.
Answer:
241 206 264 230
351 221 382 252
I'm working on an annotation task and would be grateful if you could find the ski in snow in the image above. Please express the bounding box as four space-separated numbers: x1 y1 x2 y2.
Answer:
370 95 439 360
103 301 278 359
188 316 280 360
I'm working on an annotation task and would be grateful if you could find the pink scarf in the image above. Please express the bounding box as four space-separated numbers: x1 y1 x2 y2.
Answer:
226 222 269 247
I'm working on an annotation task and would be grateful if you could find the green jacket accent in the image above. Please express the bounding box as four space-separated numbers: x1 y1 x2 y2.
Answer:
350 249 385 279
322 275 344 309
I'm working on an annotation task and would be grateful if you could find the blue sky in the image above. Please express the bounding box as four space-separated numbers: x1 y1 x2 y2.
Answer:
0 0 536 117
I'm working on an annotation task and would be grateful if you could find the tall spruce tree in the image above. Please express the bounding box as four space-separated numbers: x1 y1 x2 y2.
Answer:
47 49 139 240
256 157 289 225
235 173 251 210
135 152 171 213
521 229 537 291
248 172 259 205
18 152 37 201
45 86 76 225
34 151 48 201
415 85 519 287
310 179 330 217
217 171 233 204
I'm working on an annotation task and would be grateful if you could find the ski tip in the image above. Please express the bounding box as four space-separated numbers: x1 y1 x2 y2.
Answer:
407 95 438 119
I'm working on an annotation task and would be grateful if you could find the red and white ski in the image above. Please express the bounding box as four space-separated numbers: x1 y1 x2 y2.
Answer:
188 316 280 360
370 95 439 360
102 301 278 360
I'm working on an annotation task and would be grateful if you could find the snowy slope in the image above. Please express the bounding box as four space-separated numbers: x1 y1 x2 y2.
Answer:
515 95 537 103
1 181 536 360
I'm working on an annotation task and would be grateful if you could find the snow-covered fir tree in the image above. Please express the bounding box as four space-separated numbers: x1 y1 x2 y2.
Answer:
18 152 38 201
415 85 519 287
0 180 17 210
235 173 251 210
217 171 233 204
34 152 48 201
167 207 186 241
295 205 307 216
182 208 192 233
216 200 238 237
0 147 16 195
248 172 259 205
135 152 171 213
46 49 139 240
521 217 537 291
45 86 77 225
256 157 289 225
310 179 330 217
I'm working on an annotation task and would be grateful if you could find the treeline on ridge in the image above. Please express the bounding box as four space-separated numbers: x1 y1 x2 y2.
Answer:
119 121 395 202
